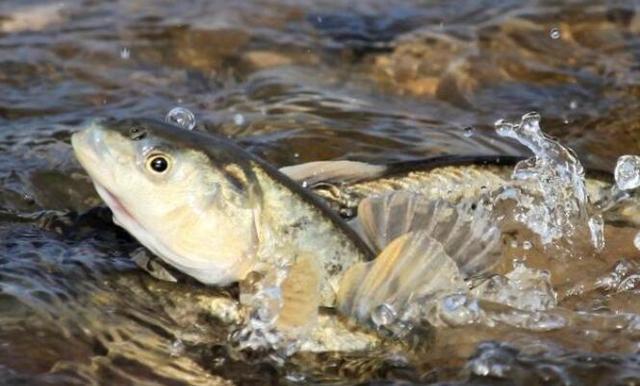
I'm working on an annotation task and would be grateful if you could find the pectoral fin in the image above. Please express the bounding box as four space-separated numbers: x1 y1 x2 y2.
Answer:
337 232 466 325
353 191 501 277
131 248 178 282
280 160 387 186
276 253 322 331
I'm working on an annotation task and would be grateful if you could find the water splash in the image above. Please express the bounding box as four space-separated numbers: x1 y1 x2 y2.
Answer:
472 261 557 312
371 303 397 328
494 112 590 246
120 47 130 60
588 215 605 251
233 113 246 126
595 259 640 293
428 294 485 327
165 107 196 130
467 342 514 378
614 155 640 191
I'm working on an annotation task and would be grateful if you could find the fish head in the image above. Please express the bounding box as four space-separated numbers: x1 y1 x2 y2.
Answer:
72 118 261 285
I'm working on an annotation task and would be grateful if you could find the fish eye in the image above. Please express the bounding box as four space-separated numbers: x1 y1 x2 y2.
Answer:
146 155 170 174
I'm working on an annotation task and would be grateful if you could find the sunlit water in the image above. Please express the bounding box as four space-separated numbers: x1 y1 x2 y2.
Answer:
1 1 640 385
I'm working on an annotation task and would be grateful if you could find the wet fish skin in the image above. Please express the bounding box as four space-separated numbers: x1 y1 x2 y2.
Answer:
71 118 373 311
308 161 513 217
291 157 613 218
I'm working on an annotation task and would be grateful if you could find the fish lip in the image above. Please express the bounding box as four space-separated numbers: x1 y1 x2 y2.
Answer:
71 119 118 165
92 181 143 232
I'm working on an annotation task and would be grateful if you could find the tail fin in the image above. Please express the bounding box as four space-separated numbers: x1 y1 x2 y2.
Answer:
337 232 466 325
352 191 501 277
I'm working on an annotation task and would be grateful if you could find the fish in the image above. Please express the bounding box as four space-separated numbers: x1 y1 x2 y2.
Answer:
71 118 506 337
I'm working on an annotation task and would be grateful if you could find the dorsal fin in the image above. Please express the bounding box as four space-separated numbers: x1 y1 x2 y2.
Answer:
279 160 387 185
280 155 523 187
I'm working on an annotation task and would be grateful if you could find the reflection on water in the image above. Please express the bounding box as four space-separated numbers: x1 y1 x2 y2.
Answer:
1 0 640 384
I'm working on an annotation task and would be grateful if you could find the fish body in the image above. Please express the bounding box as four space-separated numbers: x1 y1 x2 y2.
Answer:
72 118 618 338
72 118 372 319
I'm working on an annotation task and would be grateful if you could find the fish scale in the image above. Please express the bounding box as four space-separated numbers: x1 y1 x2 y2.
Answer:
312 164 511 216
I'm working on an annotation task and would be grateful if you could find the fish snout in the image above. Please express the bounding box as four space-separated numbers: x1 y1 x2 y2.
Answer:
71 118 114 164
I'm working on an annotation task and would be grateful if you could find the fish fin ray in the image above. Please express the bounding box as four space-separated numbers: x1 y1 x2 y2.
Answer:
279 160 387 186
276 253 321 331
337 232 466 324
354 192 502 276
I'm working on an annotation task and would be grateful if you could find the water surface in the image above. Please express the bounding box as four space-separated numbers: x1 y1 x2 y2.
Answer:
1 1 640 385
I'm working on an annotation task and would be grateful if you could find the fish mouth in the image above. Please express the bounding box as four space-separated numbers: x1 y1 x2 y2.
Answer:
72 122 141 229
92 181 142 231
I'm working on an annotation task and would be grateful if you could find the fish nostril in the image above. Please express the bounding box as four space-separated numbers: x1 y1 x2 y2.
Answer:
128 125 147 141
93 117 116 126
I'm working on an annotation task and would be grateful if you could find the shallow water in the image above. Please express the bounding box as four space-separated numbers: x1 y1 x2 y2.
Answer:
1 0 640 385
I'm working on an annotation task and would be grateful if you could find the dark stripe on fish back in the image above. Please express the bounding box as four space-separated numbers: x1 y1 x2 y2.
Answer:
383 155 524 179
249 157 378 260
383 154 613 182
129 118 377 260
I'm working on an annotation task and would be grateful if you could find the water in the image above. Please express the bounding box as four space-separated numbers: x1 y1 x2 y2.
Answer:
495 112 590 247
615 155 640 191
2 0 640 384
165 107 197 130
371 303 397 328
589 214 605 251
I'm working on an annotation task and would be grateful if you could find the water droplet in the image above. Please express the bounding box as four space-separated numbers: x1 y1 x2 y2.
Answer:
371 303 397 327
165 107 196 130
438 294 482 326
233 113 245 126
569 100 578 110
618 274 640 292
588 215 605 251
169 339 185 357
614 155 640 191
301 180 309 188
285 372 306 382
467 343 513 378
633 232 640 251
549 27 561 39
293 152 300 158
463 126 475 137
